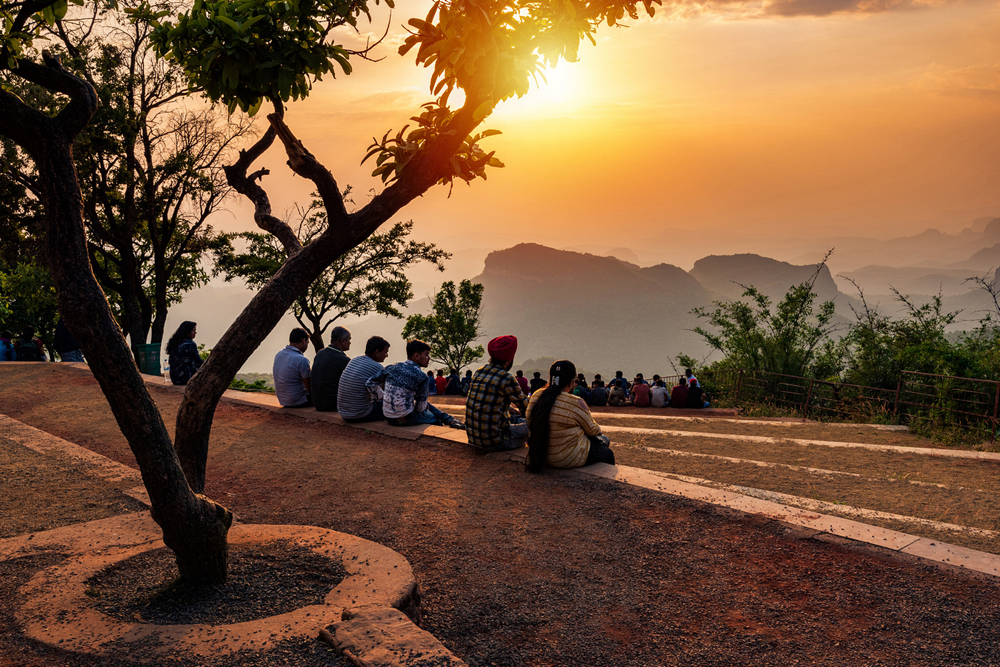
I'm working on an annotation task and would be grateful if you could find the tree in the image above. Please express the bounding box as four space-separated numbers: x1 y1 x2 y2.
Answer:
1 0 660 584
690 257 838 378
1 2 252 349
213 195 450 352
402 280 485 372
0 261 59 355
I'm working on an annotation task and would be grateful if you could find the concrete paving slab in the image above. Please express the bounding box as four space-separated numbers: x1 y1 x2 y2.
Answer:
1 414 143 488
602 425 1000 461
901 539 1000 577
324 606 468 667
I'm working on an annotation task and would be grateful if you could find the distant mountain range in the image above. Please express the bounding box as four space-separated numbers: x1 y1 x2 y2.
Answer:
165 217 1000 374
474 244 858 374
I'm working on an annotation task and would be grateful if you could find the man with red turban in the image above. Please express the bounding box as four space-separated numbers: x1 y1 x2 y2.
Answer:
465 335 529 451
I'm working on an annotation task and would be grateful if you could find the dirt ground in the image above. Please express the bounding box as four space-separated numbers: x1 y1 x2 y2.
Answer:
5 364 1000 667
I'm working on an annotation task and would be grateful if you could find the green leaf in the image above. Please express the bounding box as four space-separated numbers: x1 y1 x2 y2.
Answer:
472 98 493 122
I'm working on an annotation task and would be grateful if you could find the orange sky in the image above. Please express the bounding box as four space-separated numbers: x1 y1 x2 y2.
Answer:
217 0 1000 268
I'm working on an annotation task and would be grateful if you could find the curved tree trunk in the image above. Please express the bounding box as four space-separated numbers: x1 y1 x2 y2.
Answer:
1 55 233 585
173 106 483 492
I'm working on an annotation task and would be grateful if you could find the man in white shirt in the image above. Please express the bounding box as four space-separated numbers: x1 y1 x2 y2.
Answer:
273 328 312 408
650 380 669 408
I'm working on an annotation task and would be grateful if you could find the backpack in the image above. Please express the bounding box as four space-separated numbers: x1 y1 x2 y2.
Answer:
15 338 44 361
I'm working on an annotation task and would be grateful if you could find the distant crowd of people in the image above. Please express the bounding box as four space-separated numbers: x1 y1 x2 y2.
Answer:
0 319 84 363
564 369 711 410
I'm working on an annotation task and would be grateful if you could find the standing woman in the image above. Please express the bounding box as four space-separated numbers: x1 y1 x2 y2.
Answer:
526 360 615 473
166 321 203 385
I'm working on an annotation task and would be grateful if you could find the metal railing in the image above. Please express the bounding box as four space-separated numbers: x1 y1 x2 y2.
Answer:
666 368 999 436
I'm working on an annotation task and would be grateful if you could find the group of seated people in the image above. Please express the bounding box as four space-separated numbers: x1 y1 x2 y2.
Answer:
568 369 710 410
425 368 473 396
263 327 615 471
166 320 711 472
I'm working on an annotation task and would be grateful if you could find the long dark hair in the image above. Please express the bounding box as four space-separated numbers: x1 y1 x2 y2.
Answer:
526 359 577 473
166 321 197 355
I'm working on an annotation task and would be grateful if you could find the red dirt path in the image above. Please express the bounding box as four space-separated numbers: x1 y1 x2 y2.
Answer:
3 363 1000 667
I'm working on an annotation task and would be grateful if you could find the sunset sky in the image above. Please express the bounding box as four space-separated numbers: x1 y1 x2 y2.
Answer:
218 0 1000 270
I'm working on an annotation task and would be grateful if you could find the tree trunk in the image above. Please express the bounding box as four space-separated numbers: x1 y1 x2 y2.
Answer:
4 61 234 585
308 315 325 353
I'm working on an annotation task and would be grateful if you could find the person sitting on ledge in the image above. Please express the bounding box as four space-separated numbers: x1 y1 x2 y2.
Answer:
631 377 651 407
669 377 689 408
460 369 473 395
273 328 312 408
607 380 627 406
650 379 669 408
427 369 437 395
312 326 351 412
515 369 530 396
444 368 463 395
466 335 529 451
686 377 710 409
337 336 390 423
367 339 462 428
526 359 615 472
166 321 202 386
529 371 547 395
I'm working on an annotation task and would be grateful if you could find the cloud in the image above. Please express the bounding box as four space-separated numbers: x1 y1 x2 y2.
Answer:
652 0 958 18
918 64 1000 99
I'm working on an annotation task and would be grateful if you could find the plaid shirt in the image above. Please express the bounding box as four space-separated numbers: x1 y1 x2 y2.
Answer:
465 361 527 449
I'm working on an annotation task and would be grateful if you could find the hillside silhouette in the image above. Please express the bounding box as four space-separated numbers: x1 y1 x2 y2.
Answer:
473 244 850 374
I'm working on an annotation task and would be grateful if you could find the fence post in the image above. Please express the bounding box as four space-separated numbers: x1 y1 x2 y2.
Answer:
893 375 903 417
736 369 744 398
804 379 814 415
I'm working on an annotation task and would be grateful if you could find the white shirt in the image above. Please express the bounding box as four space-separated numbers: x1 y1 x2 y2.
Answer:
273 345 311 406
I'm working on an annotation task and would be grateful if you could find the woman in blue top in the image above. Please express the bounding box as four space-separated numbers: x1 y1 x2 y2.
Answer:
166 321 203 385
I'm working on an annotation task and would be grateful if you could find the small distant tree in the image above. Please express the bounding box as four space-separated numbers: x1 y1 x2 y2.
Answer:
213 194 450 351
690 257 838 378
403 279 484 372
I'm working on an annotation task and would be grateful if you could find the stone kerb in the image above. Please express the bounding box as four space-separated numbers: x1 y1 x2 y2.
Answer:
15 521 419 663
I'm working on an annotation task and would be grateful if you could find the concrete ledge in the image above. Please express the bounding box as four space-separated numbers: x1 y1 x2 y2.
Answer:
570 463 1000 578
322 606 468 667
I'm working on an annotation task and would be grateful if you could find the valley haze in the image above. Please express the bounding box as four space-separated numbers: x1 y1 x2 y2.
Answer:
162 218 1000 376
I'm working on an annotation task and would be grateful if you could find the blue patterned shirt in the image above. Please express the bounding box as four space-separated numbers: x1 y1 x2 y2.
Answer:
366 359 429 419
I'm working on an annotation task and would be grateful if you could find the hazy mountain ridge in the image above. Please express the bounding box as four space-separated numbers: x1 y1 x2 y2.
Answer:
164 217 1000 374
471 244 860 374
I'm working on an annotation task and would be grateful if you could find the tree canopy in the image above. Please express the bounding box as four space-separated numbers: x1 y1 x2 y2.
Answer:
214 194 450 351
0 0 661 584
403 279 485 373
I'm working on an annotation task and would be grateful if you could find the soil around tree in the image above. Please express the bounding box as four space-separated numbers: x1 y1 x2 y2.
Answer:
5 363 1000 667
88 541 346 626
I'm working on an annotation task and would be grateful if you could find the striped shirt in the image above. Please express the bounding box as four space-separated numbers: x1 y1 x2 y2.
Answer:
465 361 527 449
526 391 602 468
336 354 383 419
